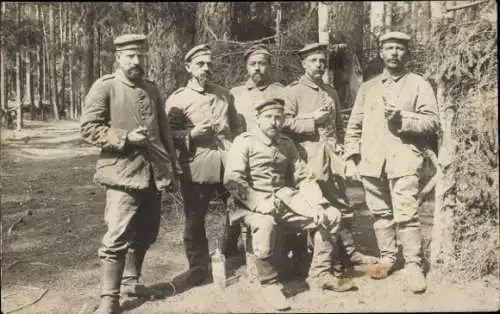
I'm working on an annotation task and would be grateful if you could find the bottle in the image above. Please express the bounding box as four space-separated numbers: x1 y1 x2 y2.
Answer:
211 242 226 288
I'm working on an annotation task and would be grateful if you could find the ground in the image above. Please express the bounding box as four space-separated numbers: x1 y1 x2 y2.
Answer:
1 120 498 314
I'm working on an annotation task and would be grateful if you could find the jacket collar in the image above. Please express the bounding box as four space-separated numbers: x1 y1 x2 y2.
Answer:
115 70 143 87
252 127 277 146
187 78 209 93
245 78 271 91
299 74 322 90
380 68 408 83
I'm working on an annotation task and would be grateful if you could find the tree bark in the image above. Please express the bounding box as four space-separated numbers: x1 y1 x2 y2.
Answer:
15 2 23 130
430 80 456 267
318 2 330 85
49 3 59 120
420 1 432 43
80 3 95 114
370 1 385 38
147 3 195 98
0 2 6 111
59 3 67 119
328 2 364 108
68 3 74 120
26 50 34 120
384 2 393 29
195 2 233 45
35 4 43 119
411 2 420 41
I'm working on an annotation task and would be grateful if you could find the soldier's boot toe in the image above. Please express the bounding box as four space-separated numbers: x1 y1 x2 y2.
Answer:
404 263 427 293
307 273 356 292
94 296 120 314
369 258 395 280
121 282 163 300
349 251 380 265
261 283 291 311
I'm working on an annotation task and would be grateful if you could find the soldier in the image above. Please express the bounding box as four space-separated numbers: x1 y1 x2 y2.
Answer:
81 34 180 314
344 31 439 293
225 98 355 311
165 44 241 286
283 43 378 270
221 44 284 258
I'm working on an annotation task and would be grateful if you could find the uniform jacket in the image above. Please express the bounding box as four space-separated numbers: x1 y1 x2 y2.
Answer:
224 128 325 220
230 79 284 134
283 75 345 180
165 79 241 184
344 70 439 179
80 70 179 191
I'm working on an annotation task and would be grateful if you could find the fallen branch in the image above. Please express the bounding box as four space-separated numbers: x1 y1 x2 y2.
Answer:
4 287 49 314
7 210 33 235
5 260 22 270
446 0 489 12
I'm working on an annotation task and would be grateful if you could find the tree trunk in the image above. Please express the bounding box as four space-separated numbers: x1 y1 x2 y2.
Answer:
26 50 34 120
370 2 385 38
59 3 67 119
430 80 456 267
80 3 94 113
147 3 195 98
49 3 59 120
411 2 420 41
0 2 6 111
318 2 330 85
15 2 23 130
419 1 432 43
36 4 43 119
68 3 75 120
384 2 393 29
94 24 101 80
328 2 364 108
195 2 233 44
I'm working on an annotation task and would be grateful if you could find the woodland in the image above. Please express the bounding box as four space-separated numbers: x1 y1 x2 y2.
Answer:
1 0 498 283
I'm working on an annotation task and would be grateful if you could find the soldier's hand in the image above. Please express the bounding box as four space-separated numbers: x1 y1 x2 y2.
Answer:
256 197 278 215
190 119 213 139
127 126 149 146
313 209 327 227
313 106 330 125
345 159 361 182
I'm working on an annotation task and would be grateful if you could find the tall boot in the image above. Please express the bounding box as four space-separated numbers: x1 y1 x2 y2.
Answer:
121 247 162 299
95 258 124 314
307 230 355 292
339 218 378 265
398 227 426 293
371 218 397 279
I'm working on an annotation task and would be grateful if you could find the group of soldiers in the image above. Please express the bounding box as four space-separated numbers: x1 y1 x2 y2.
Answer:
81 30 439 313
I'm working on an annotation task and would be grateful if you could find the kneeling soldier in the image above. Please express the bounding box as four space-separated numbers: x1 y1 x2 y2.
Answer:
224 98 355 311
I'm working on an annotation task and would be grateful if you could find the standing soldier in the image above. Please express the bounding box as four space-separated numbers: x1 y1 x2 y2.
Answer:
283 43 378 271
222 44 284 258
344 31 439 293
81 34 180 314
165 44 241 286
224 98 355 311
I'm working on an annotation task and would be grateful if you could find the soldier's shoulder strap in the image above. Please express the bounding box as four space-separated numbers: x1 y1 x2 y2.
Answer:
100 74 115 82
287 80 300 88
172 87 186 95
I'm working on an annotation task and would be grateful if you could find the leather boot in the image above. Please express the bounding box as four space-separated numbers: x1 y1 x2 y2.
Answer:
95 259 124 314
370 219 397 279
398 228 427 293
121 247 162 299
339 219 378 265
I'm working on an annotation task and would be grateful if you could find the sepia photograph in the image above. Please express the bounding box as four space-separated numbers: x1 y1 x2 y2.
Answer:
1 1 498 313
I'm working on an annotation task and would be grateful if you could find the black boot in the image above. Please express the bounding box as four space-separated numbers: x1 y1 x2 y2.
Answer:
121 247 162 299
95 258 124 314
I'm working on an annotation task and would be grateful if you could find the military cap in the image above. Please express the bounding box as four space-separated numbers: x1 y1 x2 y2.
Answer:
244 44 272 60
255 98 285 115
184 44 212 63
379 31 411 44
114 34 147 51
297 42 327 58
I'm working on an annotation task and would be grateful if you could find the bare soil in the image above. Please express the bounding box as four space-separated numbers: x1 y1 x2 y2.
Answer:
1 120 498 313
